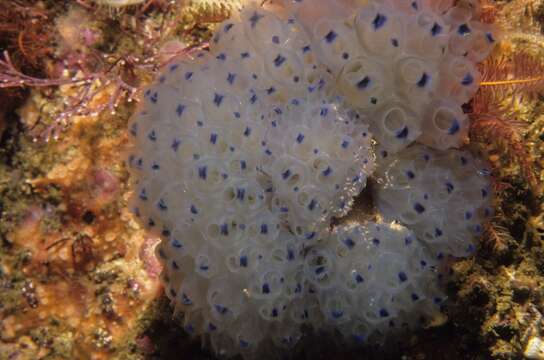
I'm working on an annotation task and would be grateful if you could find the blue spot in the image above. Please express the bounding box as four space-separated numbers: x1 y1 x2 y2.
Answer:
343 238 355 249
249 12 264 28
240 160 247 170
406 170 415 179
250 94 257 104
273 54 286 67
171 239 182 249
405 236 413 245
139 188 148 201
353 334 365 344
446 182 454 193
435 228 443 237
431 23 442 36
465 211 473 220
236 188 245 200
190 204 198 215
235 255 247 268
324 30 337 43
147 130 157 142
372 13 387 30
262 283 270 294
224 23 234 32
210 133 218 144
213 93 224 107
322 166 332 176
293 76 300 82
448 119 460 134
272 35 280 44
320 107 329 116
486 32 495 43
244 126 251 137
151 162 160 170
181 293 192 305
379 308 389 317
461 73 474 86
481 188 488 198
398 272 408 282
227 73 236 85
391 38 399 47
294 133 306 144
215 305 228 314
208 323 217 331
414 203 425 213
282 169 291 180
185 71 193 80
130 123 138 136
357 76 371 89
417 73 429 87
355 273 364 283
220 223 229 235
266 86 276 95
411 1 418 10
332 310 343 319
411 293 420 301
150 92 158 103
216 53 226 61
172 260 179 269
341 140 350 149
458 23 471 35
370 97 378 104
302 45 311 53
305 232 316 240
396 126 409 139
176 104 185 117
198 166 207 180
372 238 380 246
241 52 250 59
342 52 349 60
158 199 168 211
169 64 179 71
287 249 295 261
308 199 317 211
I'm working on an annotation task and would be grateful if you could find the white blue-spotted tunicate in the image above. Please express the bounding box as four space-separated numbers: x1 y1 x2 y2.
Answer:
373 144 493 258
126 0 495 358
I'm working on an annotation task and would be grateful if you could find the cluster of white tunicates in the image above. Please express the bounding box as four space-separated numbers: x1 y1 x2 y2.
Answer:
126 0 495 358
289 0 496 153
374 145 493 258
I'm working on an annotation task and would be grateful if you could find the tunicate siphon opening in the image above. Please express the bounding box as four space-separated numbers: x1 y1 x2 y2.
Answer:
383 108 406 135
433 108 456 132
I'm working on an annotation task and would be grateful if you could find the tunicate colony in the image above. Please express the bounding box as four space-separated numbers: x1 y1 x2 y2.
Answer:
126 0 496 357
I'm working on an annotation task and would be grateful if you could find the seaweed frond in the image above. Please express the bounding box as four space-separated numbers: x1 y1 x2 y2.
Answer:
469 50 544 195
482 221 513 253
479 52 544 105
469 109 539 194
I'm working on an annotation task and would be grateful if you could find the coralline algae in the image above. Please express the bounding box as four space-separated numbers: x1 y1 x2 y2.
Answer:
126 0 495 357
